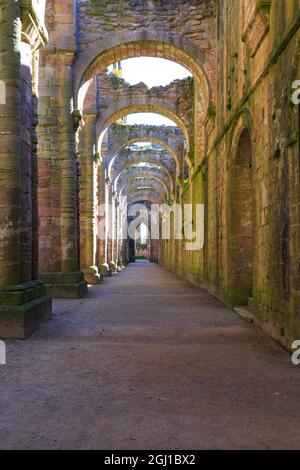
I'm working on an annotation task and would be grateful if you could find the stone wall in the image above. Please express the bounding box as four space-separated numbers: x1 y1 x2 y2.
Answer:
77 0 216 99
78 0 216 52
160 0 300 348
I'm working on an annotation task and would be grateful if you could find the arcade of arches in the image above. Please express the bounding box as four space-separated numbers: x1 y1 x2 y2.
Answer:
0 1 300 352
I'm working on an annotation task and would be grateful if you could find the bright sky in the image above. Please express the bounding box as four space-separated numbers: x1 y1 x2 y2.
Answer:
110 57 191 126
121 57 191 87
126 113 175 126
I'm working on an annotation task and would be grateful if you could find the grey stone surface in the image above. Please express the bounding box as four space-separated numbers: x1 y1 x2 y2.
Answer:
0 263 300 450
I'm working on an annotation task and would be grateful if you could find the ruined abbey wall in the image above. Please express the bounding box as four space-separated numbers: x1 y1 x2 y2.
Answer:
160 0 300 346
0 1 299 348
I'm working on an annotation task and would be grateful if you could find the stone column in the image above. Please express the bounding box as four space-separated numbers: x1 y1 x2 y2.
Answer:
38 52 87 298
31 50 40 282
110 192 118 273
97 163 110 276
106 180 116 272
78 115 101 284
117 201 126 268
0 1 51 339
115 198 123 271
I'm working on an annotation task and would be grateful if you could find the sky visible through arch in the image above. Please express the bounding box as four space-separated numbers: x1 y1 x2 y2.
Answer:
109 57 191 126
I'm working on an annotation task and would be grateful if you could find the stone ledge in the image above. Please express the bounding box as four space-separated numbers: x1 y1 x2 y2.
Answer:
0 281 47 306
40 272 88 299
0 281 52 339
233 306 255 324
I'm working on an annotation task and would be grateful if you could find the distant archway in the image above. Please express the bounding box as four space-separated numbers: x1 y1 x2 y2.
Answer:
114 163 174 193
120 175 169 199
107 137 182 178
97 102 190 159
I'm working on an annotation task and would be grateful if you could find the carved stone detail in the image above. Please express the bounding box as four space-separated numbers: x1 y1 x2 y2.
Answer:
242 0 272 57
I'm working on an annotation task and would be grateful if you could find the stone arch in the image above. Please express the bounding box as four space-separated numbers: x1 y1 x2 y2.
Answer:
127 189 164 205
113 161 174 192
108 126 185 156
119 175 170 199
96 100 190 158
125 197 161 209
229 111 255 305
74 31 211 120
127 184 165 198
108 137 180 179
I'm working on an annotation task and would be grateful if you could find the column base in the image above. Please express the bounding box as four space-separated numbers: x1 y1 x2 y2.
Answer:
82 266 103 285
99 264 112 277
116 261 123 272
109 261 118 273
0 281 52 340
40 272 88 299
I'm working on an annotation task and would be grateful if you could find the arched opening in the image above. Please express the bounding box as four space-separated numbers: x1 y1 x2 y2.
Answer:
75 36 210 169
75 34 210 119
135 222 149 262
230 128 254 306
97 106 190 161
119 175 170 200
108 137 180 182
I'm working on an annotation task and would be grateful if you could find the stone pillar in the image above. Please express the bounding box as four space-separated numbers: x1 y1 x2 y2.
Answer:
0 1 51 339
110 192 118 273
106 181 116 273
31 50 40 282
117 201 126 268
78 115 101 284
115 198 123 271
38 52 87 298
97 163 110 276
